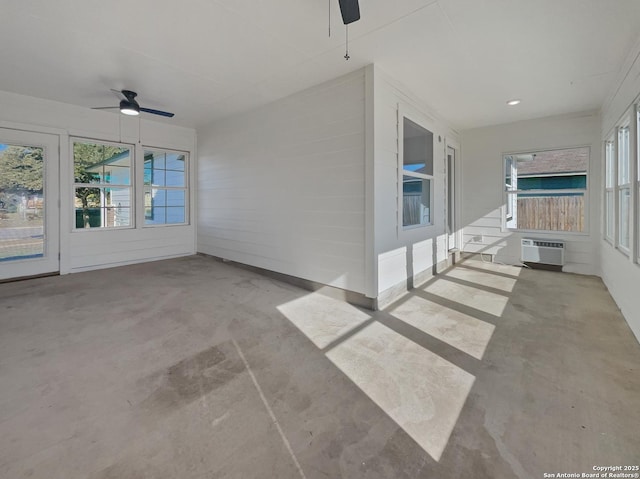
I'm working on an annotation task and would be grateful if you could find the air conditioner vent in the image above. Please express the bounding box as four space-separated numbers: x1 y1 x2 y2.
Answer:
521 238 565 266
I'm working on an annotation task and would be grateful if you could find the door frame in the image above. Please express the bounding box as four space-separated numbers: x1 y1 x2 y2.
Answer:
445 141 461 252
0 127 60 280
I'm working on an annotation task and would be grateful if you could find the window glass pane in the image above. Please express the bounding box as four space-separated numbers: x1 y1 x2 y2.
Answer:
605 140 615 188
503 147 588 232
166 207 185 224
142 149 188 227
151 207 166 224
74 187 131 228
151 189 167 207
145 152 165 169
619 187 630 249
166 189 185 207
73 141 133 230
166 153 185 171
74 142 130 185
0 144 45 261
143 165 153 186
152 169 166 187
403 118 433 176
165 170 185 187
102 165 131 185
605 191 614 239
505 156 515 191
508 148 588 191
403 176 430 227
506 192 585 232
618 127 630 185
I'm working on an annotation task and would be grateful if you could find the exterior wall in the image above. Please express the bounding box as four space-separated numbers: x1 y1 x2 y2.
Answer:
197 69 367 294
460 112 601 276
0 90 197 274
600 36 640 342
369 66 460 301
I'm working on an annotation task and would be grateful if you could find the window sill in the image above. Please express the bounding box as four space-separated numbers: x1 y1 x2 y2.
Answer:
143 222 190 228
402 223 434 232
503 228 590 237
72 225 135 232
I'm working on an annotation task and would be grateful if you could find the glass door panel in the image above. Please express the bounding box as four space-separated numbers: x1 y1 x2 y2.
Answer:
0 129 59 280
447 146 457 250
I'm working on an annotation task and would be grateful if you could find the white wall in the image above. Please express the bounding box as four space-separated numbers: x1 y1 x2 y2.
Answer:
0 90 197 274
197 70 367 294
461 112 601 276
599 36 640 342
370 66 460 297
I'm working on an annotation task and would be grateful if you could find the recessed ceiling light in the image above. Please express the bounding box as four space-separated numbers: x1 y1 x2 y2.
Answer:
507 99 521 106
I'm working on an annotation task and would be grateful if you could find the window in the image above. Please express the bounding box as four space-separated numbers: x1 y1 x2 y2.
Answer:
637 106 640 261
143 149 188 225
504 147 588 232
505 156 516 222
618 126 631 251
605 137 615 241
73 140 132 229
401 117 433 228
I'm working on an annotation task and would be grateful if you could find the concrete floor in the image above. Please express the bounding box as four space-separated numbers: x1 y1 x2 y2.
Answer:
0 255 638 478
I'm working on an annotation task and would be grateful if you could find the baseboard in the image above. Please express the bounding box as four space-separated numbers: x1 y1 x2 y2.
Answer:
198 253 376 310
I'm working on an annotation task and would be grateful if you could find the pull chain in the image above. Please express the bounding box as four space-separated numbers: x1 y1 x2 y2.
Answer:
344 24 350 60
328 0 331 37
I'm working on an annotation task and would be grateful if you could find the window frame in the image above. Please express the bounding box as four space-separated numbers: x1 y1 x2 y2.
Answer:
617 123 632 254
141 146 190 228
502 146 590 235
604 135 616 244
635 104 640 263
71 137 135 232
398 108 435 231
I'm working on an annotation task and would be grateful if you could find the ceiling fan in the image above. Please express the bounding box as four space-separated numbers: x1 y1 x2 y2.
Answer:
92 90 175 118
338 0 360 25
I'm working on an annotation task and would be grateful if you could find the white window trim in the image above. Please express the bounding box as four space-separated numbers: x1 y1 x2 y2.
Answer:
141 146 190 228
397 105 435 232
633 105 639 263
501 146 590 235
71 137 135 232
604 136 616 244
616 121 631 255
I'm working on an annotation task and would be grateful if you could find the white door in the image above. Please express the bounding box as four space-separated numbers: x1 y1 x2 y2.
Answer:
447 146 457 251
0 129 59 280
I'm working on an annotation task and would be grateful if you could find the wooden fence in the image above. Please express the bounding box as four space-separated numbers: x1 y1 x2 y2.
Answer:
516 196 584 232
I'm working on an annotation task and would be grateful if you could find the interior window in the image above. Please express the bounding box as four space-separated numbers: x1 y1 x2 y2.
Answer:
504 147 588 232
73 140 132 229
402 117 434 227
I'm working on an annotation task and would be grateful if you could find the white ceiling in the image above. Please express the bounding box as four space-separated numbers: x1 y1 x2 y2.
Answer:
1 0 639 130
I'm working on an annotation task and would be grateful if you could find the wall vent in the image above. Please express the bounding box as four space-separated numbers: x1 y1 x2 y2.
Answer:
521 238 565 266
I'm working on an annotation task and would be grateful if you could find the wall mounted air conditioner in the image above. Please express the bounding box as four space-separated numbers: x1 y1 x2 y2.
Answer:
521 238 565 266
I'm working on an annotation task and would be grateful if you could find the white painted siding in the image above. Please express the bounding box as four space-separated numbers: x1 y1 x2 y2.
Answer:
599 37 640 342
460 112 601 276
370 66 460 296
0 90 197 274
197 70 367 294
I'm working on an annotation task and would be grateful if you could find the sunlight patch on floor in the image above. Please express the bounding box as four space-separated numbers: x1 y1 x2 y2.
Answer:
458 258 523 277
443 267 517 293
276 293 371 349
389 295 495 360
325 322 475 461
422 278 509 317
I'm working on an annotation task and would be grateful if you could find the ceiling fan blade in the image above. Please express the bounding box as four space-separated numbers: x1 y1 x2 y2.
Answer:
140 107 175 118
338 0 360 24
91 106 119 110
110 89 126 100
